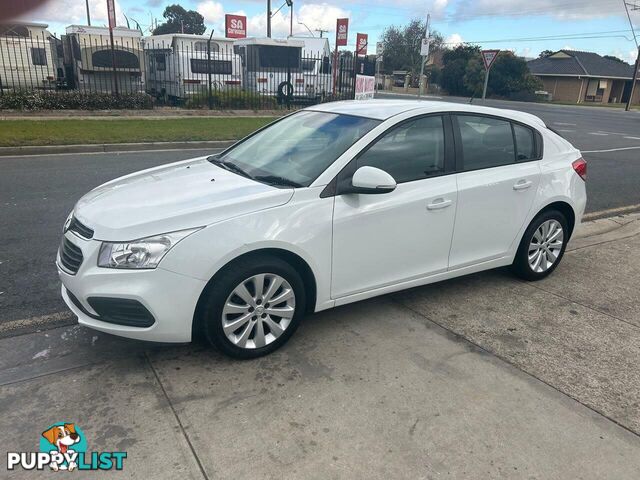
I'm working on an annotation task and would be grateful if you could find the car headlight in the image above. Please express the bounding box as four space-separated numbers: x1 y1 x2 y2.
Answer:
97 228 201 269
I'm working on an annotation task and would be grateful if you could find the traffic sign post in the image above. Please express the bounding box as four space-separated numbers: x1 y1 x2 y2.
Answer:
481 49 500 101
418 14 431 98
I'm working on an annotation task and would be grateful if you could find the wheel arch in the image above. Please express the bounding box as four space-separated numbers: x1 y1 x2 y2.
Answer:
535 200 576 239
192 248 318 337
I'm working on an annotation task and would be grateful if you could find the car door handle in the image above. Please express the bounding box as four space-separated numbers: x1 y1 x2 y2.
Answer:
427 198 452 210
513 180 533 191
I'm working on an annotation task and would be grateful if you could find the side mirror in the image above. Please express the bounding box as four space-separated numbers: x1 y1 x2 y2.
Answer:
349 166 397 194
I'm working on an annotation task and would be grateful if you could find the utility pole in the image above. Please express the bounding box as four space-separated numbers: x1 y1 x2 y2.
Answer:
623 0 639 111
418 13 430 98
315 29 328 38
267 0 272 37
85 0 91 25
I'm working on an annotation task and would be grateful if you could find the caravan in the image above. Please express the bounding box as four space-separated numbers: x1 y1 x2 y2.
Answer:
62 25 145 93
233 37 307 101
296 36 333 101
143 34 241 100
0 22 60 91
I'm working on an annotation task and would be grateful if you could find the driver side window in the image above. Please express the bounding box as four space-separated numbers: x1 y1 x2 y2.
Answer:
356 116 445 183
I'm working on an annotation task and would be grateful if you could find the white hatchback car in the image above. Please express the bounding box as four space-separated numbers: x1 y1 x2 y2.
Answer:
58 100 587 358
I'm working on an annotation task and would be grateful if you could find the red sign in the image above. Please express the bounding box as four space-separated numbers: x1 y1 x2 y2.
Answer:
356 33 368 56
225 14 247 39
481 49 500 70
336 18 349 47
106 0 116 30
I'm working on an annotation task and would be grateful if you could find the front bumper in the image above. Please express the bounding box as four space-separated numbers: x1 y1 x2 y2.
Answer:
57 231 207 343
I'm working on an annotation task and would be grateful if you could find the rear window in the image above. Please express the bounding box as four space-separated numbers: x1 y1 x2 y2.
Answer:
31 47 47 66
513 124 536 161
457 115 515 170
190 59 232 75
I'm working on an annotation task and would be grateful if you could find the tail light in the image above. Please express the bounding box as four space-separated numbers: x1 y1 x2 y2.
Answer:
572 158 587 181
295 78 304 84
224 80 241 85
257 78 267 83
183 79 201 84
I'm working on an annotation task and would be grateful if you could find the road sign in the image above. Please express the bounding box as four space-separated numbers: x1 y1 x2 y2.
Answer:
336 18 349 47
376 41 384 56
356 33 368 56
420 37 431 56
106 0 116 30
225 14 247 38
481 49 500 70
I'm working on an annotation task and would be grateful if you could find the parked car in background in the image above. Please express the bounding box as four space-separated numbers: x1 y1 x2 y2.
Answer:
57 100 586 359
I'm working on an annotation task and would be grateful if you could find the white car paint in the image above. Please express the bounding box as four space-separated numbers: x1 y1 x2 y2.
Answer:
57 100 587 343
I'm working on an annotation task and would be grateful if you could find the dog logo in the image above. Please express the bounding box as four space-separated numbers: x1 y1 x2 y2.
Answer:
41 423 81 471
6 422 126 472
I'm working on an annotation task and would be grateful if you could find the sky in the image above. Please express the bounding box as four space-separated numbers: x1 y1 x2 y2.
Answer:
16 0 640 63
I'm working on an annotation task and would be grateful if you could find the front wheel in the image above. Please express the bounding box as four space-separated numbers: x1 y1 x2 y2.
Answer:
511 210 569 281
200 256 306 359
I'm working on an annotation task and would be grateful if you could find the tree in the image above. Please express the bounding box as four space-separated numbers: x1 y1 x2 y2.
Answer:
603 55 628 64
441 48 541 98
440 44 480 96
153 5 206 35
539 50 554 58
380 19 443 79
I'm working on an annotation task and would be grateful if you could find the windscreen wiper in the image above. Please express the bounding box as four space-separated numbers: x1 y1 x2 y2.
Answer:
208 156 251 179
252 175 302 188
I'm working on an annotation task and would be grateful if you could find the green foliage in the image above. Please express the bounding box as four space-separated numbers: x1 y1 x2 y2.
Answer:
539 50 554 58
153 4 206 35
184 90 278 110
441 48 542 99
0 90 153 110
603 55 627 64
381 19 443 77
440 45 480 96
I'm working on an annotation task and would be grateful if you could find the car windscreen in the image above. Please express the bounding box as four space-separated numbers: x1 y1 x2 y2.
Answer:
215 111 381 187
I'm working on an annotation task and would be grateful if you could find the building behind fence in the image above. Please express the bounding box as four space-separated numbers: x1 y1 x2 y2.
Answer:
0 22 377 109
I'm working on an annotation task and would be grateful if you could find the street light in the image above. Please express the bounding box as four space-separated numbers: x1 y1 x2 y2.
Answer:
298 21 315 37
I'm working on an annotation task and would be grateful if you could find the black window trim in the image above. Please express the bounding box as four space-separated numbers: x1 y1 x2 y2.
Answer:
321 113 457 198
451 112 544 173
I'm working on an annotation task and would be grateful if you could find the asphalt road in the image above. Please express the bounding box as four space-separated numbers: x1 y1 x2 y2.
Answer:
1 99 639 333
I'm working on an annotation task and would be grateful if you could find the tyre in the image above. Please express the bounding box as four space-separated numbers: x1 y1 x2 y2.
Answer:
200 255 306 359
511 210 569 281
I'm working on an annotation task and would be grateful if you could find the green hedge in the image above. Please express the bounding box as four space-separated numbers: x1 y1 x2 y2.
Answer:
0 90 154 110
184 90 278 110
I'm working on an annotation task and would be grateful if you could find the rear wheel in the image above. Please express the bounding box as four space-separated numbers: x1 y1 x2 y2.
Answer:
511 210 569 281
200 256 306 359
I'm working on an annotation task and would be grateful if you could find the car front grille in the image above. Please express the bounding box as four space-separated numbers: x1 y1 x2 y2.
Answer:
59 237 83 274
68 216 94 239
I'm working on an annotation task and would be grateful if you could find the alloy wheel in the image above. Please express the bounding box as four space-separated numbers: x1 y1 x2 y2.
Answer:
527 219 564 273
221 273 296 349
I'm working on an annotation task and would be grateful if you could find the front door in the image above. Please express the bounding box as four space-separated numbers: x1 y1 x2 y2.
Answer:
331 115 458 298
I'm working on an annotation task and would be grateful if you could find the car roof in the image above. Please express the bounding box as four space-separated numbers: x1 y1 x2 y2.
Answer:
308 100 546 128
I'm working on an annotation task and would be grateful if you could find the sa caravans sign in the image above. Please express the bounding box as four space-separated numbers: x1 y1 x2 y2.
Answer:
225 14 247 38
336 18 349 47
106 0 116 30
356 33 368 56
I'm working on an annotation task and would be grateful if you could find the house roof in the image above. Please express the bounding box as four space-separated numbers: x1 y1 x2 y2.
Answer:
527 50 638 80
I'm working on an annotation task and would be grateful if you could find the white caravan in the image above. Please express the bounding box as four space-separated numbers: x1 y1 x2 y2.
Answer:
294 36 333 100
0 22 59 91
62 25 145 93
143 34 240 100
233 37 306 100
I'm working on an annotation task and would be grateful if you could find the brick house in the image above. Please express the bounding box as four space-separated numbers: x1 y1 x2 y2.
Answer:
527 50 640 105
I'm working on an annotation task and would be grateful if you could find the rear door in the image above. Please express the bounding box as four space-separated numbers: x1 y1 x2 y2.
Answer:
448 114 541 269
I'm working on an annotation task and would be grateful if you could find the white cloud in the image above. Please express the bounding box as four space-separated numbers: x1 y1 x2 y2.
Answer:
452 0 625 20
19 0 126 27
609 49 638 64
246 3 350 38
197 1 225 24
445 33 464 46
